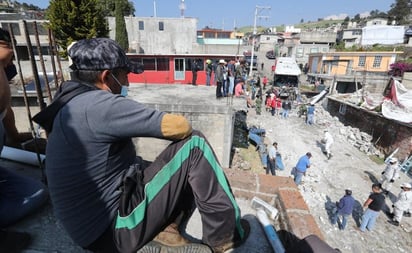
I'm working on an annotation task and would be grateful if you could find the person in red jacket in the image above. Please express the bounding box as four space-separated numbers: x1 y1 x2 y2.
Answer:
276 98 282 116
262 75 268 90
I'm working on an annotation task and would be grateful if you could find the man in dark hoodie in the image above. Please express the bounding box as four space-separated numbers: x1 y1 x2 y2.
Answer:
331 189 355 230
33 38 249 253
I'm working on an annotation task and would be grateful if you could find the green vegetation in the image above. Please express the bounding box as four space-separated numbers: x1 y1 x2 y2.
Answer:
46 0 109 57
295 19 343 30
369 155 385 165
115 0 129 51
238 145 263 173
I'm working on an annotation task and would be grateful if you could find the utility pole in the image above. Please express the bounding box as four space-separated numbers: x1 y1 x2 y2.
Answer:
249 5 271 77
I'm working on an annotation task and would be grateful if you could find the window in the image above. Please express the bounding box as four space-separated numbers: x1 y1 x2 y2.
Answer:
157 58 169 71
185 58 204 71
142 58 155 70
2 23 21 35
296 48 303 58
204 32 214 38
358 56 366 67
352 30 362 35
138 21 144 30
217 33 230 38
332 56 339 66
159 21 164 31
310 48 318 53
373 56 382 68
26 22 48 35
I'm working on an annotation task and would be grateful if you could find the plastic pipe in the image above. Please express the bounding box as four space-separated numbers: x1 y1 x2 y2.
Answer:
1 146 45 166
256 209 285 253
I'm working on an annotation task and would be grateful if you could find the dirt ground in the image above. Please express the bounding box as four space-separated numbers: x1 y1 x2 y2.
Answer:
239 98 412 253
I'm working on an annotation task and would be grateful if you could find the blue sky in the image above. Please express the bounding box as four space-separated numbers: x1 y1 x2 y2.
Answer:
22 0 395 29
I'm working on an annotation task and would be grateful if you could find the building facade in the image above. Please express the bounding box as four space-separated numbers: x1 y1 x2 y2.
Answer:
307 51 401 93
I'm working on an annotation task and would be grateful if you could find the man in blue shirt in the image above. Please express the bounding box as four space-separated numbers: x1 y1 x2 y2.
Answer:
293 152 312 185
266 142 278 175
306 104 315 125
331 189 355 230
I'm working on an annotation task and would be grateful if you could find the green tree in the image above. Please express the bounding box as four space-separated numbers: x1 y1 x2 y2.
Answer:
388 0 411 25
99 0 135 17
352 13 361 22
115 0 129 51
342 16 350 28
46 0 109 56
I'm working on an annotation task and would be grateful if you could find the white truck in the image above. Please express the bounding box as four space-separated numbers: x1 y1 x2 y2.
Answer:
273 57 301 87
273 57 302 99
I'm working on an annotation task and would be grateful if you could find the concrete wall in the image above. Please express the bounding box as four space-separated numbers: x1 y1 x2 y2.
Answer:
128 85 245 168
108 17 198 54
300 31 337 44
327 98 412 159
133 103 234 168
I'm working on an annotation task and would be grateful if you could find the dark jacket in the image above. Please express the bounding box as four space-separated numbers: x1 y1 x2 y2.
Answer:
337 194 355 215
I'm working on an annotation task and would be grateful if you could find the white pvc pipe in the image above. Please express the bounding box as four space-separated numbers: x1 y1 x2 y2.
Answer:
251 196 279 220
1 146 45 166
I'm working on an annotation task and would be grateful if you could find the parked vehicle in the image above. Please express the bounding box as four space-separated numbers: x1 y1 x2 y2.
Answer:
244 55 257 71
265 50 276 59
273 57 301 87
273 57 301 99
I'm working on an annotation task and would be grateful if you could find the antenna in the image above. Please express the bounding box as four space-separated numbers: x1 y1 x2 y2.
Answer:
153 0 157 18
179 0 186 18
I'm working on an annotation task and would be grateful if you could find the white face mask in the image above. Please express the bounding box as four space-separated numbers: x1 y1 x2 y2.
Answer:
110 73 128 97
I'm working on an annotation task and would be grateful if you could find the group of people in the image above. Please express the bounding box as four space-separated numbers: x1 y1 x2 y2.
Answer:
261 88 293 119
289 147 411 233
204 58 248 99
290 151 412 232
2 31 250 252
266 119 411 233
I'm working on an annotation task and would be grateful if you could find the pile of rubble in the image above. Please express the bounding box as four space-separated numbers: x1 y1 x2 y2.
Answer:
316 104 384 158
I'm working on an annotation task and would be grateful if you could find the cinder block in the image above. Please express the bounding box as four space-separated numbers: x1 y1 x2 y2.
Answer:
224 168 257 191
278 189 309 211
259 175 297 194
285 212 324 240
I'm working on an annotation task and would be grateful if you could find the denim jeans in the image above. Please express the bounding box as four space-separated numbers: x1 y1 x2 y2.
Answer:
282 109 289 118
360 208 380 231
0 121 48 227
206 72 211 86
266 155 276 175
222 79 227 96
294 171 304 185
331 211 350 230
228 77 235 95
0 166 48 227
307 114 314 124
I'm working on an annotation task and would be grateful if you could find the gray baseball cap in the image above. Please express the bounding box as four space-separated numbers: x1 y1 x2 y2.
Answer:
68 38 143 74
